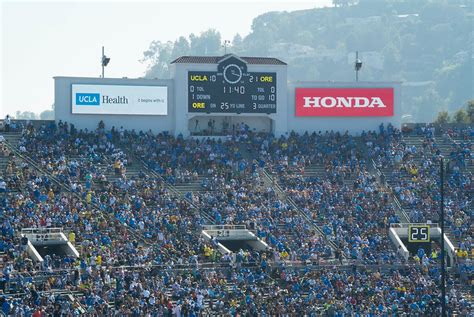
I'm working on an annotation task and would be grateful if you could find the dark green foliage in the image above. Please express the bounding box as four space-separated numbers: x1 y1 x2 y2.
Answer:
142 0 472 122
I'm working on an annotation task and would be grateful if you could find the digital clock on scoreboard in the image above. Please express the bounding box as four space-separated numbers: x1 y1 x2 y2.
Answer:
188 62 277 114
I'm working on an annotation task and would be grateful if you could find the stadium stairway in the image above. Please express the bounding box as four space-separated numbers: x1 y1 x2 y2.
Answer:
1 132 26 195
302 161 359 186
1 134 148 245
0 154 21 194
172 175 208 195
402 135 426 161
436 136 455 157
374 135 471 259
403 135 473 249
375 134 428 220
447 136 474 174
119 146 215 224
228 143 339 257
302 163 326 179
63 152 146 192
66 154 104 190
435 136 472 253
354 135 411 223
1 131 22 148
105 158 146 183
369 159 410 223
260 167 339 258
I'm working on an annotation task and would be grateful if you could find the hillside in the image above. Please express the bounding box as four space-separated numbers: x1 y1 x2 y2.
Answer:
142 0 473 122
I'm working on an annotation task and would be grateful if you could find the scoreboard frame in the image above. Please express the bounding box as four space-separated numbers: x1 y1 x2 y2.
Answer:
187 57 277 114
408 224 431 243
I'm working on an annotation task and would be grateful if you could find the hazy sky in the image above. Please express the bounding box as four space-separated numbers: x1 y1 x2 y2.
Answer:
1 0 332 117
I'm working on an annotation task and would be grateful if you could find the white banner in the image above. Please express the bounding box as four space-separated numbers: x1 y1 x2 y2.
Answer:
72 84 168 115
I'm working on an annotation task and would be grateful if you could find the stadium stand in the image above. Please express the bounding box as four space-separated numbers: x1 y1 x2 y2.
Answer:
0 121 472 315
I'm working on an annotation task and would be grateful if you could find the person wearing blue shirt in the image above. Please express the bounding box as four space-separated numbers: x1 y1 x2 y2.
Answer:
2 300 10 315
417 247 425 261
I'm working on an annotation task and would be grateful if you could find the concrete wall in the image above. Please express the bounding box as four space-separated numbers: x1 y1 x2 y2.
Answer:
188 116 272 134
54 76 174 133
170 62 288 137
54 64 401 136
286 81 402 135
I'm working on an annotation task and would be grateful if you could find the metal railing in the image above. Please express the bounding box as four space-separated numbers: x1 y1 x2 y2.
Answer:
370 158 411 222
121 142 215 224
390 222 439 228
2 135 148 246
21 227 63 234
5 258 434 278
262 167 342 256
21 227 65 243
202 224 247 230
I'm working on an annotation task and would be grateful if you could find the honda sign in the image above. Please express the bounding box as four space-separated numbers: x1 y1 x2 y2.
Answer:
295 88 394 117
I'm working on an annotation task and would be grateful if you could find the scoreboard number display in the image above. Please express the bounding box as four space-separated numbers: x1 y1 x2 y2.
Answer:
188 59 277 113
408 224 430 243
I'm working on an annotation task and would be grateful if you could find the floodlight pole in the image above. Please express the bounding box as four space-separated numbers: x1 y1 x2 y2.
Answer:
102 46 105 78
356 51 359 82
223 40 230 55
440 157 446 317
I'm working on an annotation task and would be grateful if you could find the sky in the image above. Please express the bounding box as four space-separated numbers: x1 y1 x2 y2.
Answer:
1 0 333 117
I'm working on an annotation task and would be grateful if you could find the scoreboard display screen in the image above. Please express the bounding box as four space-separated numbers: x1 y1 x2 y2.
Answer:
408 225 430 243
188 66 277 113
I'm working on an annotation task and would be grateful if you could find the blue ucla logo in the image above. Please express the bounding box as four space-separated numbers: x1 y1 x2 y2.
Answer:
76 93 100 105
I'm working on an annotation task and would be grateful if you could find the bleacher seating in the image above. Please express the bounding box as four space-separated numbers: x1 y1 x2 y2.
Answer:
0 121 471 315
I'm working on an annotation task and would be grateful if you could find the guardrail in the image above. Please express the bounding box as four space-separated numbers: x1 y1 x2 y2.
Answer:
390 222 439 228
262 168 285 194
21 227 65 243
202 224 247 230
370 158 411 223
7 259 434 278
2 135 148 246
122 143 215 224
261 167 342 257
21 227 63 235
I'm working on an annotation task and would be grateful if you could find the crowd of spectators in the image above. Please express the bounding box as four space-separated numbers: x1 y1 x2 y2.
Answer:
2 263 472 316
370 124 472 260
0 120 471 315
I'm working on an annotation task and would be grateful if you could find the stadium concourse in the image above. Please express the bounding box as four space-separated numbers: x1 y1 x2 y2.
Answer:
0 119 472 315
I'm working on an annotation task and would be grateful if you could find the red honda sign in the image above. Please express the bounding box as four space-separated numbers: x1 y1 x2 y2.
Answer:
295 88 394 117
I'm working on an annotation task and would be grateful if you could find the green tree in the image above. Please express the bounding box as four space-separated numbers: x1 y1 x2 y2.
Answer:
232 34 243 47
39 110 54 120
452 108 469 124
189 29 221 55
434 111 450 124
171 36 190 58
142 40 174 78
333 0 358 7
14 111 38 120
467 100 474 123
229 34 244 54
141 0 473 122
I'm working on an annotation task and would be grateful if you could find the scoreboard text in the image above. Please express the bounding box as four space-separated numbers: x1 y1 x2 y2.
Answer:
188 70 277 113
408 225 431 243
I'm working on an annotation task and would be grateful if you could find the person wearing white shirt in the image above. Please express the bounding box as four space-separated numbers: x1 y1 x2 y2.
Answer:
172 304 181 317
196 293 204 309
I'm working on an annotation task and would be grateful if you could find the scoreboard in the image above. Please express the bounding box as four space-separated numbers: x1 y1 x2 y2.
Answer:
408 224 430 243
188 66 277 114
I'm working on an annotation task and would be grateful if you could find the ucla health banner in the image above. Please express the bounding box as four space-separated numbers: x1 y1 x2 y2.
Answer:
295 88 394 117
72 84 168 115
